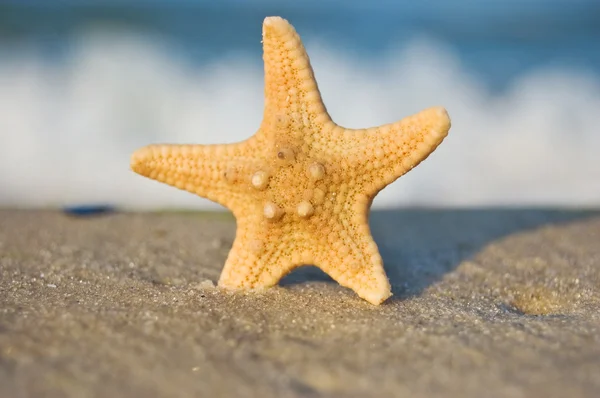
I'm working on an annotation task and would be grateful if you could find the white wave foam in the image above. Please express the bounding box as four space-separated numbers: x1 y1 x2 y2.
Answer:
1 30 599 209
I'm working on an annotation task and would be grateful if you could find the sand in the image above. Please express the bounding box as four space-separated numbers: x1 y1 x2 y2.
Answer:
0 209 599 398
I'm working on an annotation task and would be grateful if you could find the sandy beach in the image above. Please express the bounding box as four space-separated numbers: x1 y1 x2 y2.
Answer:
1 209 599 397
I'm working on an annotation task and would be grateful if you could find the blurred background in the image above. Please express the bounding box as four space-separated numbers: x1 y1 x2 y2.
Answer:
1 0 599 210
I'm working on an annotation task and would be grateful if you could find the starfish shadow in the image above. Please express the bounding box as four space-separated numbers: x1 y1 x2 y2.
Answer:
280 208 598 300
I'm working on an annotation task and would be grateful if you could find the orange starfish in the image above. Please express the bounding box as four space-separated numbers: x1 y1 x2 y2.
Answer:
131 16 451 305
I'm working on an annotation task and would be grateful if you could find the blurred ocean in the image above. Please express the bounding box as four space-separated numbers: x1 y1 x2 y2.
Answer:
1 0 599 209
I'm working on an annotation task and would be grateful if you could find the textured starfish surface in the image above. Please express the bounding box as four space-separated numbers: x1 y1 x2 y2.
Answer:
131 16 451 305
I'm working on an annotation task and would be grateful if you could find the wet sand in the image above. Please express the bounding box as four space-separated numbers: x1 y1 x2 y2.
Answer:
1 209 599 397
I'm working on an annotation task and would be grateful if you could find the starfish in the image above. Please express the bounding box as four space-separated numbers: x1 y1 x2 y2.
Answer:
130 16 451 305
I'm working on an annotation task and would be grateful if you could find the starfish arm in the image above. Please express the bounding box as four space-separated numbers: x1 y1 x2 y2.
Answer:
218 215 312 289
322 107 451 195
362 107 450 194
311 201 392 305
130 141 260 210
260 17 333 140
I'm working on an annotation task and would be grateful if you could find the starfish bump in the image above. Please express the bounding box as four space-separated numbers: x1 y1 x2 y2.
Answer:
131 16 451 305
